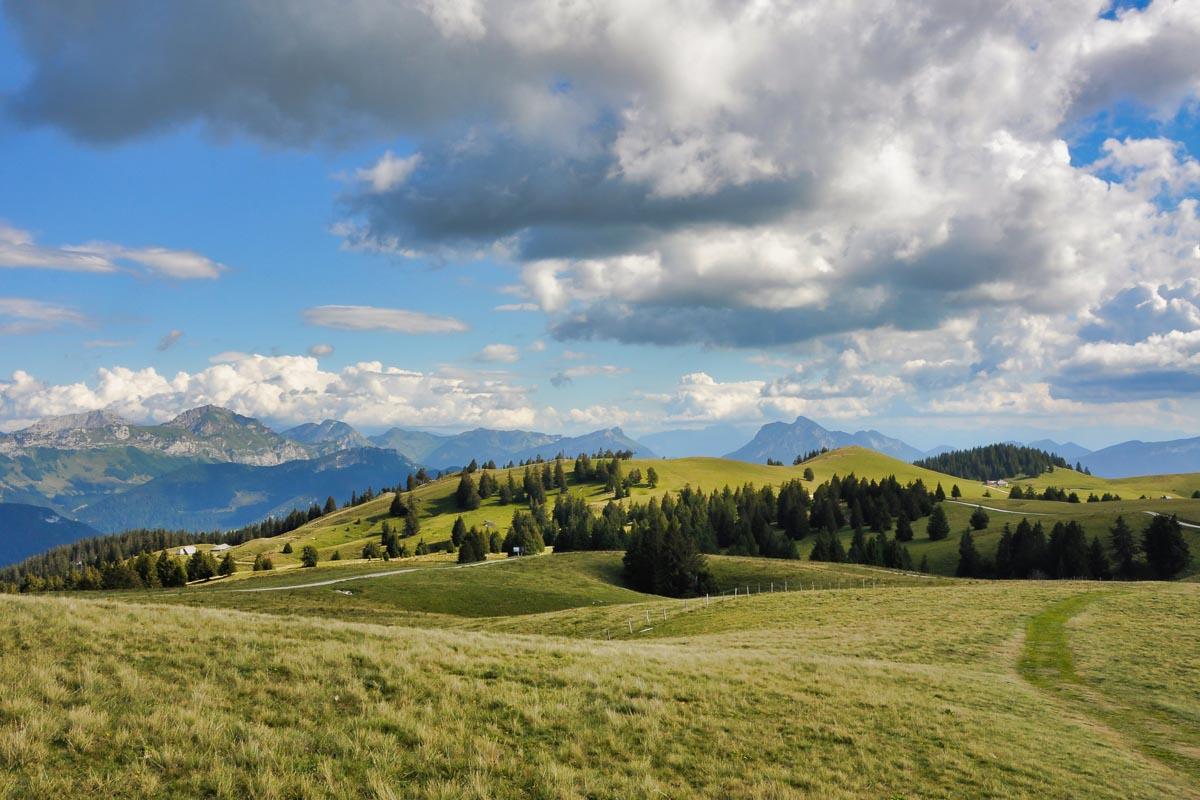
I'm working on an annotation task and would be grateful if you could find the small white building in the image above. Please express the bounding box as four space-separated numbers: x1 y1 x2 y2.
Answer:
176 545 198 556
211 543 232 553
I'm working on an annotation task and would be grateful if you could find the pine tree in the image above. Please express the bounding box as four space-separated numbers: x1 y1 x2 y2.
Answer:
803 467 815 481
1109 515 1138 579
451 516 467 547
969 506 989 531
404 508 421 537
926 505 950 541
186 551 217 582
956 531 983 577
894 514 913 542
1087 536 1109 580
455 471 481 510
950 484 962 499
1142 515 1190 579
218 553 237 577
300 545 319 568
935 483 947 502
646 467 659 489
390 493 406 517
282 541 294 554
324 496 337 514
554 460 567 491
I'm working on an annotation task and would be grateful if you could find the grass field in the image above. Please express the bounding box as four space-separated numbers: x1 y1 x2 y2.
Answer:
1 575 1196 798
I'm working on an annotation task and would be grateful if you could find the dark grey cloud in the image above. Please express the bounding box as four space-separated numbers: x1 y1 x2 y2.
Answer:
346 133 814 258
3 0 561 143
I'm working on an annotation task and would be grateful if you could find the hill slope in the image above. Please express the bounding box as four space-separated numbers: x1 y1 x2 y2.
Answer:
0 503 99 567
2 578 1196 797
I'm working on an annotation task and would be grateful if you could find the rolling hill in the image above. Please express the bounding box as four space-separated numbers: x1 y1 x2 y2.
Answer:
2 558 1196 797
0 503 99 567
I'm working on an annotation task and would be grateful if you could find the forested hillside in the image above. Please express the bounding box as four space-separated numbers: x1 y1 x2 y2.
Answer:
914 443 1069 481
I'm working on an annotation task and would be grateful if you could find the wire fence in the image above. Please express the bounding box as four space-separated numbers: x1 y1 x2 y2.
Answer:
602 575 891 639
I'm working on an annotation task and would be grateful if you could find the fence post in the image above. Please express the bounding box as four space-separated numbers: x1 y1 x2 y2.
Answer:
705 594 709 607
645 611 651 626
627 620 633 634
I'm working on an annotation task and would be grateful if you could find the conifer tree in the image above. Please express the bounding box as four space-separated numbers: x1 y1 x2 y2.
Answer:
218 553 237 577
926 505 950 541
1109 515 1138 579
455 471 482 510
969 506 989 530
300 545 319 568
1142 515 1190 579
956 530 983 577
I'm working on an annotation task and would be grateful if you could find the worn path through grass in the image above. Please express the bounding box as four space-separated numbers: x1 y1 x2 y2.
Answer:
1019 589 1200 795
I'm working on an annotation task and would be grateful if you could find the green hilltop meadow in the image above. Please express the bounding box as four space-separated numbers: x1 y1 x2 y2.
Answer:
1 446 1199 798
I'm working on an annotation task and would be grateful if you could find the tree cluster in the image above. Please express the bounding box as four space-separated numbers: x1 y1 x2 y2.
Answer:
914 443 1068 481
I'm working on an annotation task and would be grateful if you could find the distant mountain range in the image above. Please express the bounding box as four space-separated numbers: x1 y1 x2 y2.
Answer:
360 424 652 469
0 407 656 554
3 401 1198 561
724 416 925 463
1078 436 1200 479
0 503 100 567
76 447 417 533
639 424 758 458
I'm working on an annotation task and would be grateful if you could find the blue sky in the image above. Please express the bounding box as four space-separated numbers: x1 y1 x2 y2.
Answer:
1 1 1198 450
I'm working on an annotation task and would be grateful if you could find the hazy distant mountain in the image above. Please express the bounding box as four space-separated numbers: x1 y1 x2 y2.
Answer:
509 428 654 463
420 429 559 468
368 429 451 463
0 503 100 567
283 419 372 452
725 416 923 463
371 426 654 469
1025 439 1092 463
922 445 957 458
640 424 756 458
0 446 198 512
77 447 417 533
1080 436 1200 479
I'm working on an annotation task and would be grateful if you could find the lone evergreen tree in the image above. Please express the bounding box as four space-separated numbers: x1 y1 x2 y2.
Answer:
217 553 237 577
451 516 467 547
951 484 962 499
803 467 815 481
300 545 319 568
926 505 950 541
969 506 989 531
281 541 294 554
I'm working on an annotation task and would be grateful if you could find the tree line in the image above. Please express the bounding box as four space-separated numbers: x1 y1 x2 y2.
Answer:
914 443 1069 481
955 514 1190 580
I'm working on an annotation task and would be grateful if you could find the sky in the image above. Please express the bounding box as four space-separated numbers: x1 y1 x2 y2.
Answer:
0 0 1198 450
